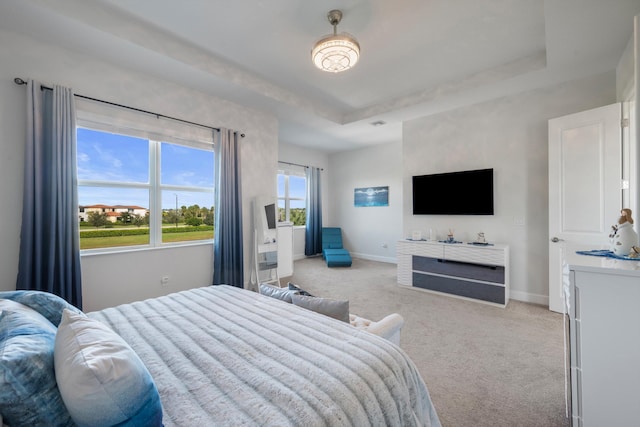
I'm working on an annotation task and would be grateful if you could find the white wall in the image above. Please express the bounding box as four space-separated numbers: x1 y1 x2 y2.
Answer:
328 142 403 263
0 29 278 311
617 34 635 101
278 142 329 260
403 72 616 304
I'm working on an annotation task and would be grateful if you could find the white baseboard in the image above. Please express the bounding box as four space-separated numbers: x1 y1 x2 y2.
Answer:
509 290 549 307
350 252 397 264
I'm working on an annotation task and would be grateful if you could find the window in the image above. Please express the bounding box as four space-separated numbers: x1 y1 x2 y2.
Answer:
277 169 306 226
77 124 214 251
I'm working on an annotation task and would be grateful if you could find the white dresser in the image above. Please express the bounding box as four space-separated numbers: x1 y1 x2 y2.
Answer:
397 240 509 307
564 249 640 426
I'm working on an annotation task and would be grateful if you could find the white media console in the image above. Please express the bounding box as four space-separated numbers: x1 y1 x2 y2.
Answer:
397 239 510 307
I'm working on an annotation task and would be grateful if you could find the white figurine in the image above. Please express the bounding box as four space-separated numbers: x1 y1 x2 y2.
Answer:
477 232 486 243
610 208 638 256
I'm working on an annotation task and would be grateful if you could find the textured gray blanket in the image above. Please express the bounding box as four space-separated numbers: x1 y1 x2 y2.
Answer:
89 285 440 426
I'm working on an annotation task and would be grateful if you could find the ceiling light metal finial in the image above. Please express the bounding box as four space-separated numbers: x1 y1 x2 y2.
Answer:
311 9 360 73
327 9 342 32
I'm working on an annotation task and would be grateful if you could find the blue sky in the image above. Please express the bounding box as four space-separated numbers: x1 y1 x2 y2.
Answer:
77 128 214 210
277 174 306 209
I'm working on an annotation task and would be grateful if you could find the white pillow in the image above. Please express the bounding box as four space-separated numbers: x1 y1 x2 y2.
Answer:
54 309 163 427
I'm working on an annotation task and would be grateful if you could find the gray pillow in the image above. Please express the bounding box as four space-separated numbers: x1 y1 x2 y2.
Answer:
259 283 299 303
291 294 350 323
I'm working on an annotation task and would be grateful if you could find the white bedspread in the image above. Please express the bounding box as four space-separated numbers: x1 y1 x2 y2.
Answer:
88 285 440 427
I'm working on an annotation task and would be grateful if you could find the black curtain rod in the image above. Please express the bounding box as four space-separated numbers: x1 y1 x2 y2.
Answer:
13 77 245 137
278 160 324 171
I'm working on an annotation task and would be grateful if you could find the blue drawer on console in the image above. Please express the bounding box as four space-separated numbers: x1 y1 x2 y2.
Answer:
412 272 505 305
413 256 505 284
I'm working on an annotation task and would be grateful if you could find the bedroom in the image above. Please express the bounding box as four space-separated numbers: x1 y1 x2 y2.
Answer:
0 0 638 426
1 0 637 308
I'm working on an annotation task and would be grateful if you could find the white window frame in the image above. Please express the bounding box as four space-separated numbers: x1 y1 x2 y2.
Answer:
76 99 215 254
277 168 306 226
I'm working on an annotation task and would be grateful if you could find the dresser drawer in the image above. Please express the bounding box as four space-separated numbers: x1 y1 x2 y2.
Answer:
400 242 442 257
445 245 504 266
412 272 505 305
413 256 505 284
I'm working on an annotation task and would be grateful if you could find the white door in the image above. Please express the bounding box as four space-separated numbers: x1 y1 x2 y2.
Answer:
548 103 622 313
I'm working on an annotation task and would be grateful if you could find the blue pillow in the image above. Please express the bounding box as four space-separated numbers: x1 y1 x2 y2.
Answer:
0 299 74 426
0 290 81 327
55 309 163 427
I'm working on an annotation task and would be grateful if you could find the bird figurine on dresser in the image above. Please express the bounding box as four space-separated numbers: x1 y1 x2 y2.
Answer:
610 208 639 256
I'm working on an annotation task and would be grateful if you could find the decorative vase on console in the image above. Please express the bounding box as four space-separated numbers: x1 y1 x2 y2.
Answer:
447 229 455 243
610 208 638 256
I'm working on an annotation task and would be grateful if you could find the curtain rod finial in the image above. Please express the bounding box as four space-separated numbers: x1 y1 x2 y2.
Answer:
14 77 27 85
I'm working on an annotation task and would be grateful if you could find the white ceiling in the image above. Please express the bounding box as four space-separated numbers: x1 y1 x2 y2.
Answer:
1 0 639 152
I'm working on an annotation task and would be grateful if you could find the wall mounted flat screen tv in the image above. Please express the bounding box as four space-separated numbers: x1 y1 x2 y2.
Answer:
413 168 494 215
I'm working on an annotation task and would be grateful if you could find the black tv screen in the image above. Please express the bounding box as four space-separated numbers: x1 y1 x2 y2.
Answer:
264 203 277 229
413 168 494 215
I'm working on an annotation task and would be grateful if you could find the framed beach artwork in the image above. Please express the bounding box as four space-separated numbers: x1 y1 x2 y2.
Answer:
354 186 389 207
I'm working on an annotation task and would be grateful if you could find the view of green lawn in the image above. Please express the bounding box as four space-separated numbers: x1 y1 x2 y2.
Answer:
80 227 213 250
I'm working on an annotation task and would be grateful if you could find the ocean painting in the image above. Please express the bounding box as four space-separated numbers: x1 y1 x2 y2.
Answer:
354 186 389 207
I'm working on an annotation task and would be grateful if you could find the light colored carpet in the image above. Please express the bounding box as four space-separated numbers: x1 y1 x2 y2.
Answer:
287 257 570 427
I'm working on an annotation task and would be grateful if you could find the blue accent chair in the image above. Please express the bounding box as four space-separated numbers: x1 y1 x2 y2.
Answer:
322 227 352 267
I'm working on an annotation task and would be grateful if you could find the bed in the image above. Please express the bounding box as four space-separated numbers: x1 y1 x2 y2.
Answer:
1 285 440 426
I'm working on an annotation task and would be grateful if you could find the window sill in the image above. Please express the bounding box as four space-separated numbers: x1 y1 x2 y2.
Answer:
80 240 213 257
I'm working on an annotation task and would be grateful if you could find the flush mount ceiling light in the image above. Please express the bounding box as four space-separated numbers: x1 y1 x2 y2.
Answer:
311 10 360 73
